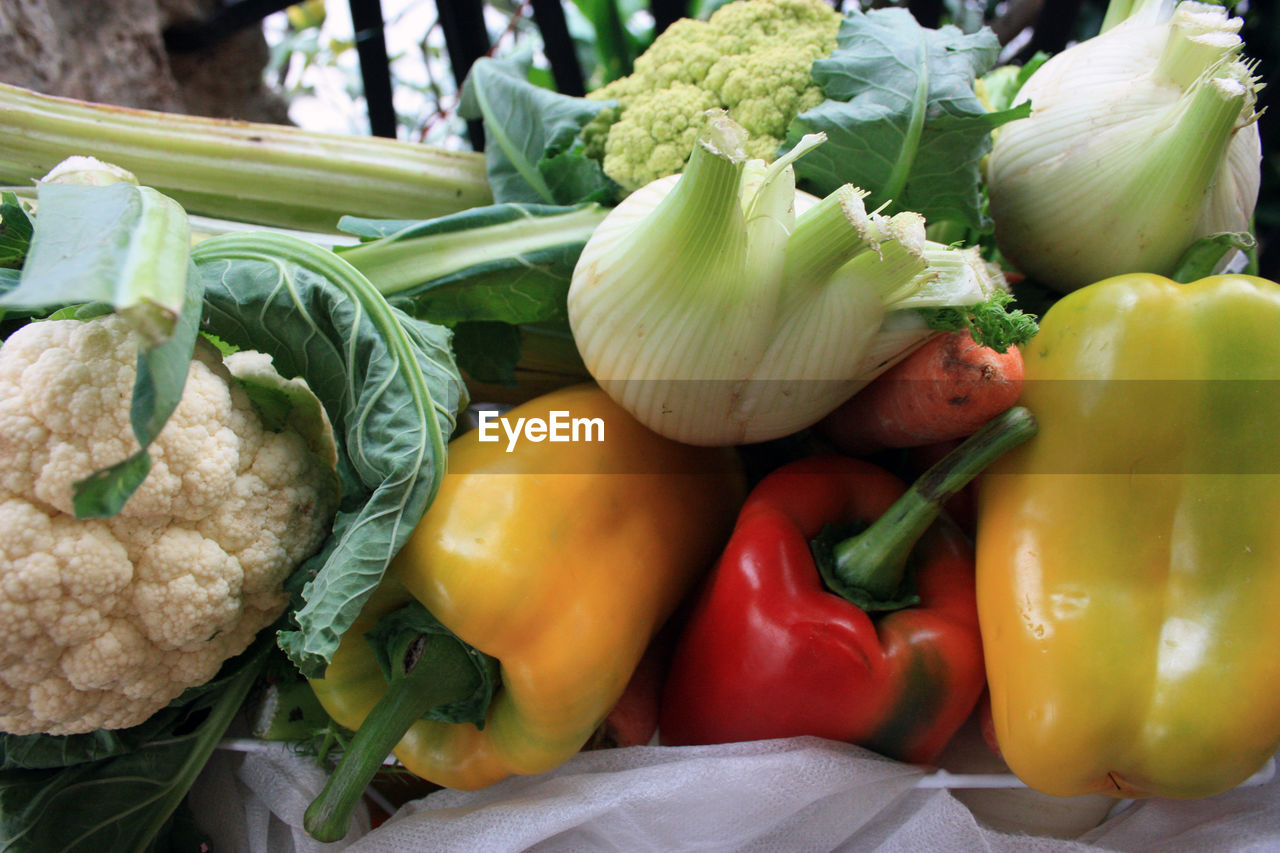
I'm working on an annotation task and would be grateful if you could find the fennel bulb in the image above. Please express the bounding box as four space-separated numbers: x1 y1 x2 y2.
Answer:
568 110 1017 446
986 0 1263 293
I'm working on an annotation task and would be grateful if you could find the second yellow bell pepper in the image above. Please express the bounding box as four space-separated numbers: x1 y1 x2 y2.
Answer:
977 274 1280 799
308 384 744 805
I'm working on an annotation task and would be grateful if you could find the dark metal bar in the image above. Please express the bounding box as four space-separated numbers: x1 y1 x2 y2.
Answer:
436 0 492 150
529 0 586 96
349 0 398 138
650 0 687 37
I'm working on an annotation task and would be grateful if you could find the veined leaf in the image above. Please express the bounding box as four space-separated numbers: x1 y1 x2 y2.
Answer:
337 202 607 327
458 57 618 206
191 233 467 678
788 7 1029 230
1 181 190 342
0 192 32 269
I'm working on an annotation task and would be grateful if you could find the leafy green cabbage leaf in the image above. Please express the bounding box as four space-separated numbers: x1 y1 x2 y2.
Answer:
787 7 1030 230
191 232 467 678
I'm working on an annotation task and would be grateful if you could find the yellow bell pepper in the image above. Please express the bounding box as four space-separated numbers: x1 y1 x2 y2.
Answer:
977 274 1280 799
304 384 744 837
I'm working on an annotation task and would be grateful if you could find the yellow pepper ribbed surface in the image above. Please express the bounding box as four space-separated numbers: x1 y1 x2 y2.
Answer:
976 274 1280 799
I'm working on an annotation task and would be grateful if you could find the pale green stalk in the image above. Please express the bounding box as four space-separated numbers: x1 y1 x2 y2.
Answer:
116 187 191 343
340 204 608 297
0 82 493 233
783 186 876 285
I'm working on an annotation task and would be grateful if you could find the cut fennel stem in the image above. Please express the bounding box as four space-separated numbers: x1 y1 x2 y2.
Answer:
568 110 1013 447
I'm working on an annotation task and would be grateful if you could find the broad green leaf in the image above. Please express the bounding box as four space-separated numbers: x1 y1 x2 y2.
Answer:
191 233 467 677
788 8 1029 230
408 269 570 327
337 202 606 327
542 147 621 206
1 181 189 342
0 192 32 269
458 58 618 205
451 321 524 386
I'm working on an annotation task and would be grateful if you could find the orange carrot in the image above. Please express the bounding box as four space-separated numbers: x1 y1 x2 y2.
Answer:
816 330 1024 456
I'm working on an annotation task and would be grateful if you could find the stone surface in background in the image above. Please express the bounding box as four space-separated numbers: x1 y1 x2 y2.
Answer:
0 0 290 122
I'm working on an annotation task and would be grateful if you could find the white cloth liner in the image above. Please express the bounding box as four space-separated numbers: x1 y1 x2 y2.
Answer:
194 736 1280 852
189 739 370 853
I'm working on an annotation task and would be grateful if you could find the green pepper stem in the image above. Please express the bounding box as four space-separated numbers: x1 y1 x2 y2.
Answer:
304 634 481 843
829 405 1037 601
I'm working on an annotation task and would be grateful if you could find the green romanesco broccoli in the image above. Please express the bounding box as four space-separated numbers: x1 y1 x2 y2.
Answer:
583 0 843 192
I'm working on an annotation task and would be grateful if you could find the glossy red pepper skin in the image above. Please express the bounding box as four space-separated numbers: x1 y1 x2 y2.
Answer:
658 455 986 765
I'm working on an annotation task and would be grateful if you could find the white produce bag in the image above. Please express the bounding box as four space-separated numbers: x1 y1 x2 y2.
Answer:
350 737 1280 852
351 738 923 852
195 736 1280 852
190 742 370 853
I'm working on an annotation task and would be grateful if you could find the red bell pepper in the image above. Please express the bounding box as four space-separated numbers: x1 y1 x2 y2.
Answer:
659 407 1036 765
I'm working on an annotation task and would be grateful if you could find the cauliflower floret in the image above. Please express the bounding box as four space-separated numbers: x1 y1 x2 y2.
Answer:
0 314 340 735
585 0 842 191
599 83 720 193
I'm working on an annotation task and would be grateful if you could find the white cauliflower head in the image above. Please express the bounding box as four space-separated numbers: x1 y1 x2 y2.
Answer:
0 314 340 735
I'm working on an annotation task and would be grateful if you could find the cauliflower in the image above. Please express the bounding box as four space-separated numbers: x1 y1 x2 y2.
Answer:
0 314 340 735
584 0 842 191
